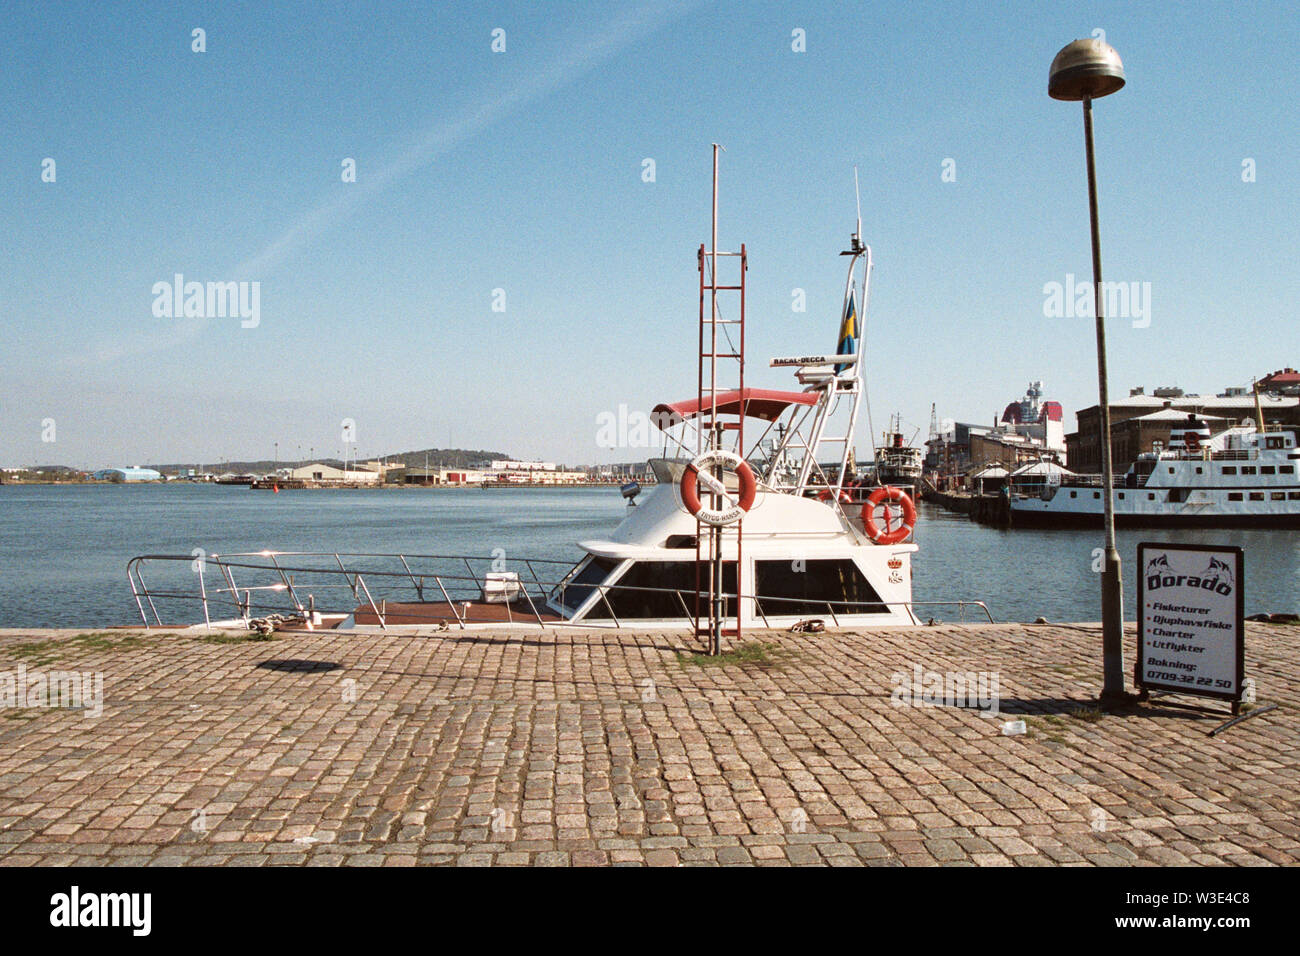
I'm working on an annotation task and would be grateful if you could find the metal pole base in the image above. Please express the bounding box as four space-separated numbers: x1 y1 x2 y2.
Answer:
1098 549 1139 708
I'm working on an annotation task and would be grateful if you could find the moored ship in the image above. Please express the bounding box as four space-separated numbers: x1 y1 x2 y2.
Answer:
1008 415 1300 527
873 415 923 499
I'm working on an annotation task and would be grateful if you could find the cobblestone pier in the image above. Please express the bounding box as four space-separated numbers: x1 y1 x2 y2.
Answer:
0 622 1295 866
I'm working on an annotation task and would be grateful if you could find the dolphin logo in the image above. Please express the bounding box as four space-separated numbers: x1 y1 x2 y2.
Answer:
1204 556 1234 588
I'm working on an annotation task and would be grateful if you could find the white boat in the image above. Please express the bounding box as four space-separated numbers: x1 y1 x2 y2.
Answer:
1008 415 1300 527
129 162 990 634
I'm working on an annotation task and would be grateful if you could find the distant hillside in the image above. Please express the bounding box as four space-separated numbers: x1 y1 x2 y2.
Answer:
147 448 511 474
378 448 512 470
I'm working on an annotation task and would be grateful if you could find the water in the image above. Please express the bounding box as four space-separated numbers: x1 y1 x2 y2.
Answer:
0 484 623 627
0 484 1296 627
910 501 1300 623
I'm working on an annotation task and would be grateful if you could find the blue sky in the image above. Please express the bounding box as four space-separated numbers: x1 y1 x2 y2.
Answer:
3 0 1297 468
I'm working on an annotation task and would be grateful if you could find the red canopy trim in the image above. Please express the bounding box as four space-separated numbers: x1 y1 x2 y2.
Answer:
652 388 819 425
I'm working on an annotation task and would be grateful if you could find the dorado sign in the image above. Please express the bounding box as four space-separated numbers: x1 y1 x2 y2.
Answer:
1136 543 1245 710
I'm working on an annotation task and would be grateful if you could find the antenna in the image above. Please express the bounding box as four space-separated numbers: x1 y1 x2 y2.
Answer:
840 167 866 256
854 166 862 244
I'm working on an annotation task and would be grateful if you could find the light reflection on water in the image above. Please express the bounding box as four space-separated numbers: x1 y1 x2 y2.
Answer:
0 485 1295 627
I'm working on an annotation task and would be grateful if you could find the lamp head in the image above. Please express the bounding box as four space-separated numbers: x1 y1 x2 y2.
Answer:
1049 38 1125 101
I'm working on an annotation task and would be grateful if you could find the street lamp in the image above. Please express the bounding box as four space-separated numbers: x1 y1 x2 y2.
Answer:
1049 37 1135 706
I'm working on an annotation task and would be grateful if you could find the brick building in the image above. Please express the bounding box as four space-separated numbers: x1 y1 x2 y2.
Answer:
1066 385 1300 474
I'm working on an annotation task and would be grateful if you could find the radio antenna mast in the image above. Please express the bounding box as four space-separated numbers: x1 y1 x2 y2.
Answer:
854 166 863 248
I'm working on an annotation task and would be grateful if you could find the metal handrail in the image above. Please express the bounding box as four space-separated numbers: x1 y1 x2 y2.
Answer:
126 551 995 630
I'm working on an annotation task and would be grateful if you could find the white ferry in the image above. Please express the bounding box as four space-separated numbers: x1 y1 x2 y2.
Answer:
1009 416 1300 528
128 161 988 635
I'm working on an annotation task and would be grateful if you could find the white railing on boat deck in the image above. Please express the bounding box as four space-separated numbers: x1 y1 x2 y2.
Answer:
125 551 994 631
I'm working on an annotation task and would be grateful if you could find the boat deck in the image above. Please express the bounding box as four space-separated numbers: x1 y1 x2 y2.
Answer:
351 597 565 627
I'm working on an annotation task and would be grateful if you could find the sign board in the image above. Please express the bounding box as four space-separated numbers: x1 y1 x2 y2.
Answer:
769 353 858 368
1136 542 1244 706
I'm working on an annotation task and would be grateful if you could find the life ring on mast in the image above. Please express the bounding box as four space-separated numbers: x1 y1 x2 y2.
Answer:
680 450 757 527
817 487 853 507
862 486 916 545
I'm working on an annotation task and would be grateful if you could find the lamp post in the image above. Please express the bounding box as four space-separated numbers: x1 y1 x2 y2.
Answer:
1049 38 1135 706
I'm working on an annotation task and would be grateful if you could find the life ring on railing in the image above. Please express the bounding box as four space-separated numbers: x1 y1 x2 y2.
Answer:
680 450 757 527
817 487 853 507
862 486 916 545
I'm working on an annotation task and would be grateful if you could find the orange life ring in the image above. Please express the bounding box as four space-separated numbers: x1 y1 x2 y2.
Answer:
680 450 757 527
862 486 916 545
818 487 853 507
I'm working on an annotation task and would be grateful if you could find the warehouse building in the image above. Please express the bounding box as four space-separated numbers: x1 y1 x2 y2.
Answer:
287 463 383 484
92 466 163 482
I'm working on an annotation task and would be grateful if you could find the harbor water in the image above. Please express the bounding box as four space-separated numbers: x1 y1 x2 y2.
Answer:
0 484 1296 628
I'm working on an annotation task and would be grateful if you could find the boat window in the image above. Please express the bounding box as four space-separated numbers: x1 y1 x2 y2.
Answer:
1222 466 1237 475
1272 492 1286 501
1281 465 1295 474
1118 492 1124 499
1093 492 1100 499
1147 493 1155 500
1242 466 1257 475
1260 466 1276 475
1250 492 1265 501
1268 436 1284 449
584 561 735 620
1069 491 1077 498
1195 467 1203 474
552 556 621 612
1289 492 1300 500
1228 493 1243 501
754 559 885 617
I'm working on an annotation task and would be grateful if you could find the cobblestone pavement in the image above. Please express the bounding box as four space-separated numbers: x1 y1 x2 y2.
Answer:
0 622 1295 866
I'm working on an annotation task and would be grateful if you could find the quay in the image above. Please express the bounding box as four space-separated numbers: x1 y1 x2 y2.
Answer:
0 622 1295 867
925 484 1009 525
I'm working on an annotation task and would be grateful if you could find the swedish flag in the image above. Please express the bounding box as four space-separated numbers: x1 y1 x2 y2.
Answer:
834 292 857 373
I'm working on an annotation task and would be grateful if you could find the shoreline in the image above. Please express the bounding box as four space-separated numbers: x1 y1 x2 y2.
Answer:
0 480 641 489
1 481 644 489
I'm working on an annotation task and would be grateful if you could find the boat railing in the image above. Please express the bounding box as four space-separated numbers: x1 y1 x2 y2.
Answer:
1031 474 1125 489
126 551 994 631
1209 448 1255 461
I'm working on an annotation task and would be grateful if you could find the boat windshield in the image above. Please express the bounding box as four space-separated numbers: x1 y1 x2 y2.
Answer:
551 556 621 612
